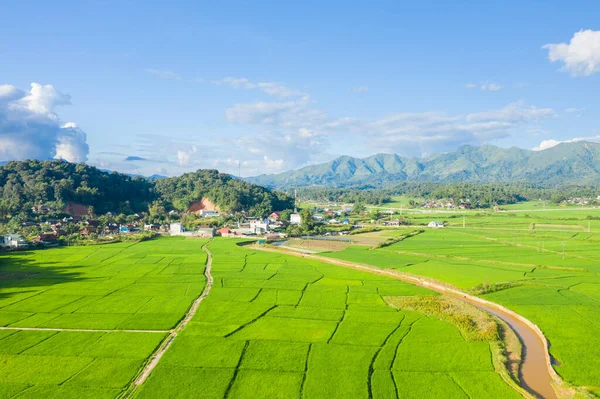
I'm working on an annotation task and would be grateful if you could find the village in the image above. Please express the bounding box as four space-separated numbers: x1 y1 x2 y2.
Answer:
0 196 453 250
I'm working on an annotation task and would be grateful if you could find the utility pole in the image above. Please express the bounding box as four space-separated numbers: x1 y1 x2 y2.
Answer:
238 160 241 179
463 217 465 229
294 189 297 213
588 221 591 233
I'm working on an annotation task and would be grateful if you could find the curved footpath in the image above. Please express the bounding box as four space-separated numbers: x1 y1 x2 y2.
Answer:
256 245 561 399
123 242 214 397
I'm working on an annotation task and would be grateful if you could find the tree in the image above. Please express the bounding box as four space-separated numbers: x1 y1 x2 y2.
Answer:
300 208 315 233
370 209 380 220
280 209 293 222
352 203 366 215
148 200 167 222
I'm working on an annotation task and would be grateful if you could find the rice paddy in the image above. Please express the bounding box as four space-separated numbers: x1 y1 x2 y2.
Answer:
3 212 598 398
323 208 600 396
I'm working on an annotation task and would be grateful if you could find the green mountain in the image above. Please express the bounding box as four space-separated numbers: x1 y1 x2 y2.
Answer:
248 142 600 188
0 161 293 218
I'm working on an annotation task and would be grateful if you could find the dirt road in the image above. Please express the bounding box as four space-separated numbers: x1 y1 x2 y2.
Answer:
256 245 561 399
123 242 214 397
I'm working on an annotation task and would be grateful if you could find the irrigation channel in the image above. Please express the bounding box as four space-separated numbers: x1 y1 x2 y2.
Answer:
123 242 214 397
257 245 560 399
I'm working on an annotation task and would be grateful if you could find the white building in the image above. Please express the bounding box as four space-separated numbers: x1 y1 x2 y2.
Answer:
1 235 29 249
290 213 301 225
250 221 269 235
428 221 444 228
170 223 185 235
199 210 220 218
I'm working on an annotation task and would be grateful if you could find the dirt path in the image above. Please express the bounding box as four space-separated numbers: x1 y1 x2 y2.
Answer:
123 242 214 397
256 245 561 399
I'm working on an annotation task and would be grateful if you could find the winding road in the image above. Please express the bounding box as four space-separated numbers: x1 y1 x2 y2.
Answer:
256 245 561 399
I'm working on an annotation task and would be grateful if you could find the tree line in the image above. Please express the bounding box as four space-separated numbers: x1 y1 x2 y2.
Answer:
0 160 294 220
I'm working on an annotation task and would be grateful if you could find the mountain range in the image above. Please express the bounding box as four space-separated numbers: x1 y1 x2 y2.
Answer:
247 142 600 188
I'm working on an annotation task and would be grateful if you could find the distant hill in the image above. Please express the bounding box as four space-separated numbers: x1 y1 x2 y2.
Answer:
247 142 600 188
0 161 292 218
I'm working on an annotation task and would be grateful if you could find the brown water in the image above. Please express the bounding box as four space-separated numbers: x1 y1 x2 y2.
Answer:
257 248 560 399
470 302 558 399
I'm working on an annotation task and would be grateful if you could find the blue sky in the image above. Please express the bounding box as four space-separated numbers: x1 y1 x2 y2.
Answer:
1 0 599 176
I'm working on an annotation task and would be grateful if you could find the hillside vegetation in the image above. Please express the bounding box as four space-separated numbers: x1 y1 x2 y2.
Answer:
249 141 600 188
0 161 292 218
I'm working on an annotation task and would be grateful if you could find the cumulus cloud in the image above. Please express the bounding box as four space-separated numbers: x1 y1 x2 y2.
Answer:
177 145 197 167
352 86 369 93
543 30 600 76
465 83 477 89
224 93 555 169
0 83 89 162
532 136 600 151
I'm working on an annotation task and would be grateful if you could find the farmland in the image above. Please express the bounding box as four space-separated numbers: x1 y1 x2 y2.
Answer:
136 239 519 398
0 238 207 397
1 238 522 398
323 208 600 396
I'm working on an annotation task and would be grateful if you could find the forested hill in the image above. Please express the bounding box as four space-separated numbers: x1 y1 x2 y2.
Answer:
153 170 293 216
247 141 600 188
0 160 155 215
0 161 293 218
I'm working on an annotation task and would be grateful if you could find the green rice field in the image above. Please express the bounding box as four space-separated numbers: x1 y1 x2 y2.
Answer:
0 238 207 398
0 238 520 398
324 208 600 396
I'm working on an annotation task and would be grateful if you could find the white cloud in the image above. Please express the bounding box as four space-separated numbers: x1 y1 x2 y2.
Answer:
224 94 555 167
533 136 600 151
177 145 197 167
466 82 502 91
213 77 300 97
543 30 600 76
225 96 327 128
146 68 183 80
481 83 502 91
0 83 89 162
352 86 369 93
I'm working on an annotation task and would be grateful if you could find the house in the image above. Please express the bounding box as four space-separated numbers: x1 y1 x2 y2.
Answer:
81 227 96 236
32 205 51 214
250 221 269 235
33 233 59 247
199 210 220 218
144 223 161 231
290 213 302 225
217 227 234 237
196 227 215 238
1 234 29 249
428 221 444 228
268 212 282 223
343 218 350 224
383 219 400 227
170 223 185 235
